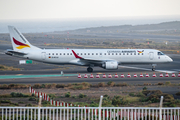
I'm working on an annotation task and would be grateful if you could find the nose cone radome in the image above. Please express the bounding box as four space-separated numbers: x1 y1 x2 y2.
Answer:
167 56 173 62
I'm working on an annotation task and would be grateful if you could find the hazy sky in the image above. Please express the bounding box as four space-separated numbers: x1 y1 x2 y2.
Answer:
0 0 180 20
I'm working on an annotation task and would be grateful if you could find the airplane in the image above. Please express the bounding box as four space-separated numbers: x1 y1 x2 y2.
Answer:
5 26 173 72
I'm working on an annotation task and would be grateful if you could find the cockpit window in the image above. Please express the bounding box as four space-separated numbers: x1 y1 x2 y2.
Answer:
158 52 165 55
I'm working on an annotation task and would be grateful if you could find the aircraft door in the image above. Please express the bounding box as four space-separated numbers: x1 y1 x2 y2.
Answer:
149 52 154 60
41 52 46 60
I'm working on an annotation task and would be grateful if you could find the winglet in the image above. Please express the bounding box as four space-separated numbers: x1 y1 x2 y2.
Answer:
72 50 82 59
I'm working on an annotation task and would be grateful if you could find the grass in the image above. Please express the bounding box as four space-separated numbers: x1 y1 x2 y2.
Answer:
126 96 140 103
0 64 20 71
71 102 89 107
165 81 171 86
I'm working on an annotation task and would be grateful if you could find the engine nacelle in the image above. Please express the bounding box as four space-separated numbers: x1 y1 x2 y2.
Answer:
102 61 118 70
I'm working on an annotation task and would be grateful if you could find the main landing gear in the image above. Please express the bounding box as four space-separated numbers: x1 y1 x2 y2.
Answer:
152 64 156 71
87 67 93 72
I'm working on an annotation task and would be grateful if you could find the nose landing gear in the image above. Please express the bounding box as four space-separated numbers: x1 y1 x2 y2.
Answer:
152 64 156 71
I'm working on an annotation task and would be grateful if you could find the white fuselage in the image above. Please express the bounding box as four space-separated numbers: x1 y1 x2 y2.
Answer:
19 49 172 66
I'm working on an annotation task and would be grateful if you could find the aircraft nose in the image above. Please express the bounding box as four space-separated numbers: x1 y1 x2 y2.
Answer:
167 56 173 62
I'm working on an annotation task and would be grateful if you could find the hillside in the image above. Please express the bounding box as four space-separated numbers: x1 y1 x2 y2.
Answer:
64 21 180 34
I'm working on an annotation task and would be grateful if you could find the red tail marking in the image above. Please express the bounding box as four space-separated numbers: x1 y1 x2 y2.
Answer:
13 37 28 46
72 50 82 59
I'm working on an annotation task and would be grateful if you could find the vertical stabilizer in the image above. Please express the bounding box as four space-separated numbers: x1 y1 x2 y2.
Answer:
8 26 40 51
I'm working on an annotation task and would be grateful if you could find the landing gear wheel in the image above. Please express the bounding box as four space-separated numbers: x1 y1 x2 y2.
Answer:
87 67 93 72
152 64 156 71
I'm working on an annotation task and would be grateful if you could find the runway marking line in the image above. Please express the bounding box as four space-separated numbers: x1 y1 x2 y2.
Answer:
0 74 77 79
119 66 177 73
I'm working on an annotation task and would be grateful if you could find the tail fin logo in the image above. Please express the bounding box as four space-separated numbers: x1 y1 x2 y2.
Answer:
137 50 144 53
13 37 30 49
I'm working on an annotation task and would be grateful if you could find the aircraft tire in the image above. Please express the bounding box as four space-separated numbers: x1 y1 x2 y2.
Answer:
87 67 93 72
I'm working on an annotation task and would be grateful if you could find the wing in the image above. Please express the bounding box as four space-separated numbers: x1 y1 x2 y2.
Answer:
71 50 117 64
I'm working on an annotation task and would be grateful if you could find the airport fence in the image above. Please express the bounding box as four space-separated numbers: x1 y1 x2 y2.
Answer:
0 106 180 120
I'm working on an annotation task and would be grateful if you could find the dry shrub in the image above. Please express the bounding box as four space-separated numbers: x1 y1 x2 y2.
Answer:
44 83 57 88
107 81 115 87
51 83 57 88
27 84 31 88
0 94 12 98
56 84 65 88
8 84 15 88
116 82 128 86
163 93 174 102
17 84 28 89
158 82 164 85
67 83 72 87
98 82 106 87
70 85 89 90
148 94 160 102
90 84 99 88
33 84 41 89
165 81 171 86
68 82 90 90
176 92 180 96
82 82 90 87
0 84 9 89
0 84 30 89
142 90 163 96
143 83 151 86
44 84 52 88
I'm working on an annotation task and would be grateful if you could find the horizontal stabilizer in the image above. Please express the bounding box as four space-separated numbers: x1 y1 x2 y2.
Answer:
5 49 28 56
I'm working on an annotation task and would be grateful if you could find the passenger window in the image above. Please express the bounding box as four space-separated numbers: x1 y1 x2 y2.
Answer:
116 53 118 55
123 53 125 55
108 53 110 55
84 53 86 55
81 53 83 55
56 53 58 55
49 53 51 55
88 53 90 55
127 53 128 55
52 53 54 55
70 53 72 55
104 53 106 55
112 53 114 55
96 53 98 55
67 53 69 55
134 53 136 55
64 53 65 55
60 53 61 55
77 53 79 55
100 53 102 55
138 53 140 55
131 53 132 55
142 53 143 55
92 53 94 55
119 53 121 55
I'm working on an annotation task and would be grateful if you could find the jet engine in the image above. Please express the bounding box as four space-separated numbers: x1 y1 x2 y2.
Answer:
102 61 118 70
